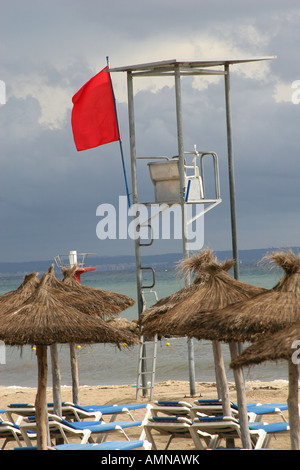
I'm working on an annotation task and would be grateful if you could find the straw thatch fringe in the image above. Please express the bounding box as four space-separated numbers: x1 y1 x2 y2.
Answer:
41 267 121 317
0 271 139 348
176 248 235 282
186 291 300 342
0 272 40 308
38 265 135 318
139 249 265 338
62 266 135 312
230 323 300 368
261 249 300 275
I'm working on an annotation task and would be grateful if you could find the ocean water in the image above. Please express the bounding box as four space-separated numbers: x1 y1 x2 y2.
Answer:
0 264 290 389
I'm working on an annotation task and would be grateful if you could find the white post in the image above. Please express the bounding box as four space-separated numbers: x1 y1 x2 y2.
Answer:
68 250 80 403
174 64 196 397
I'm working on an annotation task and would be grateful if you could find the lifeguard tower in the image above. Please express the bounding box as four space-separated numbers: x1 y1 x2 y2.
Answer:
54 251 96 282
109 57 275 398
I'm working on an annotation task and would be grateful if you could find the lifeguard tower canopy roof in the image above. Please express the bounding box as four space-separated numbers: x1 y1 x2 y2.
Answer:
108 57 276 75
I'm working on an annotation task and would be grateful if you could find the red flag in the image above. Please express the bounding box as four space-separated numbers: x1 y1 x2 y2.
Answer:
71 67 120 151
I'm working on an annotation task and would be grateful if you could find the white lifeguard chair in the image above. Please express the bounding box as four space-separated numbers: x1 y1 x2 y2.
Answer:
147 145 220 211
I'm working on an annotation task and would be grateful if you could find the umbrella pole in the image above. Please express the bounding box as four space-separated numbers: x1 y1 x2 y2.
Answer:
212 340 234 448
175 65 196 397
50 344 62 417
67 263 81 405
288 359 300 450
212 341 231 416
35 345 49 450
229 342 252 449
70 342 79 404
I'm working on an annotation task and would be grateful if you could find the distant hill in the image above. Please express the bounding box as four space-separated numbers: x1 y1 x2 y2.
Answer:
0 247 299 275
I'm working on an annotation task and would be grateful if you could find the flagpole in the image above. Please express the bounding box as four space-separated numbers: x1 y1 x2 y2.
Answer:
106 56 131 208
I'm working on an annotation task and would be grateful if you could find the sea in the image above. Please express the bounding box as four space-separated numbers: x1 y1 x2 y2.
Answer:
0 262 290 389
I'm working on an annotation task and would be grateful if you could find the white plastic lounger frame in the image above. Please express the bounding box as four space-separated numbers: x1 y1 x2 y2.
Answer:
19 414 143 447
6 402 149 424
142 416 194 450
189 416 289 449
151 401 193 418
0 420 37 449
193 400 288 422
5 403 102 424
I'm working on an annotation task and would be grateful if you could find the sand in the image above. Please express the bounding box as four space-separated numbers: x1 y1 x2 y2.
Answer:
0 379 294 450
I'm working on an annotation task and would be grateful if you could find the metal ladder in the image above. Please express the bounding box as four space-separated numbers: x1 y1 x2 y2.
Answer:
135 223 159 400
136 334 158 401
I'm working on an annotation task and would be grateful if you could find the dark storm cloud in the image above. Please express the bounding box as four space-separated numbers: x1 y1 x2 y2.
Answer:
1 0 300 262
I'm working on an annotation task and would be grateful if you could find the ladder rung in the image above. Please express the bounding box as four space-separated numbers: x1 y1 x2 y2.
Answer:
136 331 158 400
141 267 156 289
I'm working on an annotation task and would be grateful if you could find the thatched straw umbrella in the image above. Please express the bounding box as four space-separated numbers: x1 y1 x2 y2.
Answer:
140 250 265 337
0 272 66 416
45 265 135 317
139 249 215 328
62 266 135 313
230 324 300 449
0 273 139 450
139 249 266 448
42 265 135 407
183 250 300 449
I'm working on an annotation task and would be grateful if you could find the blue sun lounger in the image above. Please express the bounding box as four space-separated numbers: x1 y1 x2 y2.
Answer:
61 402 148 422
19 414 144 447
0 421 24 449
151 399 288 423
14 440 152 450
0 420 37 449
151 401 193 418
6 402 148 423
142 412 290 450
5 403 102 424
52 439 152 450
189 416 290 449
193 400 288 422
248 421 290 447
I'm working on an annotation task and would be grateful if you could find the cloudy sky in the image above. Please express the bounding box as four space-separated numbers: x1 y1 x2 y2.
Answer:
1 0 300 263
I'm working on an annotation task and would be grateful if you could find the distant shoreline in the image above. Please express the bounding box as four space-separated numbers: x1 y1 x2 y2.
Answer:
1 246 300 276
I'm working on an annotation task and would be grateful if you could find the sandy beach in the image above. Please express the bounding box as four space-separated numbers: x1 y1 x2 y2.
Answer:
0 379 293 450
